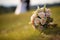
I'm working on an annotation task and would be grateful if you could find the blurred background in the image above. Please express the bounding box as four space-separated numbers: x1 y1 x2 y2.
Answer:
0 0 60 14
0 0 60 40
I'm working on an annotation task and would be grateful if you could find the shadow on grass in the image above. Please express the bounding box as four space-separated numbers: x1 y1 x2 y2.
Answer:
42 26 60 35
26 26 60 40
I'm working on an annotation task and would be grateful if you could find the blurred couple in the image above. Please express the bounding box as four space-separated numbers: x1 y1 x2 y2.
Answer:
15 0 30 14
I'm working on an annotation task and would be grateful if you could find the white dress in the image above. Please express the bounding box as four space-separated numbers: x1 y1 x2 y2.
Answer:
15 0 27 15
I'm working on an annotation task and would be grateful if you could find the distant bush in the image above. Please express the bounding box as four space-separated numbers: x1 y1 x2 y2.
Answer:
0 6 16 14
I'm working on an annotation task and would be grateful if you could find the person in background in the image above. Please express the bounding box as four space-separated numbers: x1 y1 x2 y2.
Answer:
25 0 30 10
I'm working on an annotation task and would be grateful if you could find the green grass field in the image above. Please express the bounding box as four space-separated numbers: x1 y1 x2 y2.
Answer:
0 6 60 40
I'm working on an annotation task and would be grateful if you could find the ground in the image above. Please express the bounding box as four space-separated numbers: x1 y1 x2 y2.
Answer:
0 6 60 40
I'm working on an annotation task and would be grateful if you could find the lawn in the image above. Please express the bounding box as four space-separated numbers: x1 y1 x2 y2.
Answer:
0 6 60 40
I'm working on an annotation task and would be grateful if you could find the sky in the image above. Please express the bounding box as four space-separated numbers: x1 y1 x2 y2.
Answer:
0 0 60 6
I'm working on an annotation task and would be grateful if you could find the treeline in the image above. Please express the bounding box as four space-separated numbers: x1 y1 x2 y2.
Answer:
30 3 60 9
0 6 16 14
0 3 60 14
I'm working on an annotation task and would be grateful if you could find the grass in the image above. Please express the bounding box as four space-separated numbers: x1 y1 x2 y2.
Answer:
0 6 60 40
